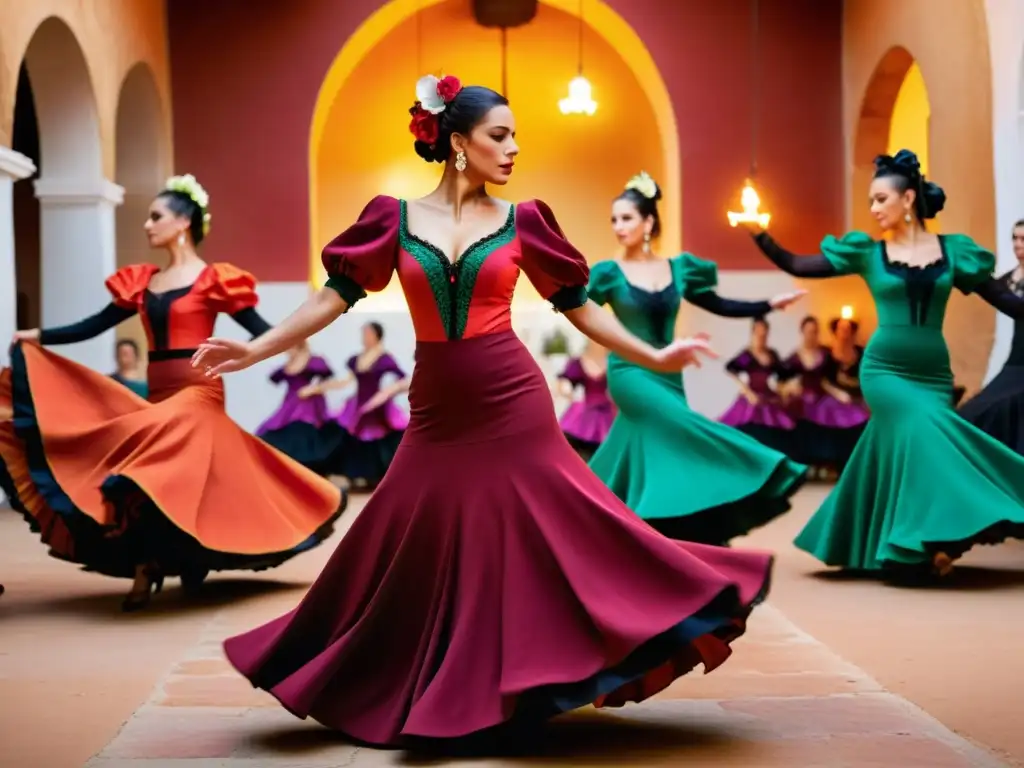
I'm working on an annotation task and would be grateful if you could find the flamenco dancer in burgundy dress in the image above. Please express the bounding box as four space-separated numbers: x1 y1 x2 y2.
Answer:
314 321 409 487
194 75 773 749
556 341 614 460
255 341 339 474
784 315 869 476
719 316 797 456
959 219 1024 452
0 175 344 610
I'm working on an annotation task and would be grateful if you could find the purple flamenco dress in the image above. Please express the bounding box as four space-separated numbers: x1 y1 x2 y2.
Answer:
786 349 869 469
328 353 409 485
256 356 341 474
223 195 773 748
558 357 615 460
719 348 797 456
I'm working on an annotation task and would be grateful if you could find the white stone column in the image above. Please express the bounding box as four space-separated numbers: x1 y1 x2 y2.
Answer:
33 176 124 370
0 146 37 355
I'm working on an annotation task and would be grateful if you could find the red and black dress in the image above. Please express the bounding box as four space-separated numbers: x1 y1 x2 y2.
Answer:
0 263 345 586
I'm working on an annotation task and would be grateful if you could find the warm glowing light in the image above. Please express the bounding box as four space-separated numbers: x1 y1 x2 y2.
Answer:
727 180 771 229
559 75 597 115
840 305 854 320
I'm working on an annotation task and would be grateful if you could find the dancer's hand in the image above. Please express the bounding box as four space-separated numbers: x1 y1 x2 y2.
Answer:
297 384 320 399
769 289 807 310
834 390 852 404
737 219 766 236
11 329 40 346
191 338 255 378
359 391 390 414
744 390 761 405
649 334 717 372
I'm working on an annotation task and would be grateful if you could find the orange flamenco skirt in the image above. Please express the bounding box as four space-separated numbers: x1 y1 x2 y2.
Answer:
0 343 345 579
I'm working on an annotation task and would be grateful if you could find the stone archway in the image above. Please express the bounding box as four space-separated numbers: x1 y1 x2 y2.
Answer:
114 61 171 366
9 16 122 369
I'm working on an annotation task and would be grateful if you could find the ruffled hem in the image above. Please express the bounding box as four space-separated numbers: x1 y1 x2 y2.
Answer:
226 567 770 747
0 346 346 578
645 462 807 545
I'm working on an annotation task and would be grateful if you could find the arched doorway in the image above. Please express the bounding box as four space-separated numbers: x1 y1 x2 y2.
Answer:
307 0 679 292
12 17 120 370
115 61 171 366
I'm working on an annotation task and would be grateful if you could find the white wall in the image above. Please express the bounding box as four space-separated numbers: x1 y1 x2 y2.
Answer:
984 0 1024 381
223 271 802 432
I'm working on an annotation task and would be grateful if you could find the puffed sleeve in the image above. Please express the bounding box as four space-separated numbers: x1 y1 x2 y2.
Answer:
516 200 591 312
321 196 400 308
725 351 751 375
586 260 619 307
946 234 997 294
558 358 584 385
675 253 717 299
105 264 160 309
202 263 260 314
308 356 334 379
819 231 877 276
379 353 406 378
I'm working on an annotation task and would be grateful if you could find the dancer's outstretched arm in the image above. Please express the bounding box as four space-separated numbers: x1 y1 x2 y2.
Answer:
974 279 1024 319
563 300 717 373
12 304 137 346
193 288 346 376
749 230 840 278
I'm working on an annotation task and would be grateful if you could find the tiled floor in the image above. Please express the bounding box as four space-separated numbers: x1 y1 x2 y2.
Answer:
2 488 1022 767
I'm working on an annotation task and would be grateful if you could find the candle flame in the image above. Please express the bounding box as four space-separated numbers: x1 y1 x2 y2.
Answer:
727 180 771 228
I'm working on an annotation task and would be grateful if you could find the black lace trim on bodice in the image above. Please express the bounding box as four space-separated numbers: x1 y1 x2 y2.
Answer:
880 236 950 326
627 281 680 347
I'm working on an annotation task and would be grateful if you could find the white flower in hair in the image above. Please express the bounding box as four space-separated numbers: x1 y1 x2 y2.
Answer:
415 75 447 115
625 171 658 200
165 173 210 211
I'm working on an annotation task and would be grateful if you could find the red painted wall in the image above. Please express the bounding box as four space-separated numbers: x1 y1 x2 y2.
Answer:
168 0 843 281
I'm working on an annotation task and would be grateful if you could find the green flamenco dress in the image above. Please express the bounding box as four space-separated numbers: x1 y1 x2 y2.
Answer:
587 254 807 545
753 230 1024 571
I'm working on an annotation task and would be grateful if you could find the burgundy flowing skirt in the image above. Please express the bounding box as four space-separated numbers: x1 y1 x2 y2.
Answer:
224 330 773 747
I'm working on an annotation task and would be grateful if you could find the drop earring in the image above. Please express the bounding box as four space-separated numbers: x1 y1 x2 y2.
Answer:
904 210 912 225
455 151 467 172
177 231 187 247
642 231 652 253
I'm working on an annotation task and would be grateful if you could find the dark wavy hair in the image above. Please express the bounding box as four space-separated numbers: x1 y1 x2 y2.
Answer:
413 86 509 164
872 149 946 222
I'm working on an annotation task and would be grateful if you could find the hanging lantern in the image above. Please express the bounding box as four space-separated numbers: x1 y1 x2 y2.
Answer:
840 305 854 320
559 75 597 115
727 179 770 229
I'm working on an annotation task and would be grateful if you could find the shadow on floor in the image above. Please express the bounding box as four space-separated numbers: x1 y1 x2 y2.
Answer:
246 709 744 764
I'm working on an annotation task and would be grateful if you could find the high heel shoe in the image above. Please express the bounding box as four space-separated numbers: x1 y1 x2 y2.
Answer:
122 568 164 612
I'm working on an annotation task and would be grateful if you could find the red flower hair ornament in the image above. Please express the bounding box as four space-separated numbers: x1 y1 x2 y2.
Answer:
408 74 463 147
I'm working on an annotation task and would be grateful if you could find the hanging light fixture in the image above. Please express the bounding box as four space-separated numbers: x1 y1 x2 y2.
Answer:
728 0 770 228
840 305 855 320
559 0 597 115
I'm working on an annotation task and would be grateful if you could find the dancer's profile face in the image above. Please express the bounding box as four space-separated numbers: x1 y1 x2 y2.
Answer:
361 324 381 349
610 199 650 249
1013 225 1024 262
116 342 138 369
834 319 854 342
868 176 914 232
751 320 769 344
801 320 819 344
454 105 518 186
144 197 189 248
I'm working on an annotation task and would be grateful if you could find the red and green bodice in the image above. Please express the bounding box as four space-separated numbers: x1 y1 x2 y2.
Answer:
322 196 590 342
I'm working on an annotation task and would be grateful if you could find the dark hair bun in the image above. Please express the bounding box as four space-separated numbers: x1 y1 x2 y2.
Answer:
872 148 945 221
616 172 663 237
919 180 946 220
